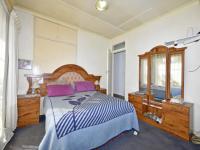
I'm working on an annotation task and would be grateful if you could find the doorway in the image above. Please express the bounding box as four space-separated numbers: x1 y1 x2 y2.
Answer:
113 51 125 99
107 42 126 99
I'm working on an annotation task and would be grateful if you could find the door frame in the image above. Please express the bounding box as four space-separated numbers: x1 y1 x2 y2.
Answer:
108 48 126 96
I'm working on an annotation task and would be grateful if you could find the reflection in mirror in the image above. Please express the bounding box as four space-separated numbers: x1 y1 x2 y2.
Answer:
170 54 182 99
140 58 148 93
151 53 166 102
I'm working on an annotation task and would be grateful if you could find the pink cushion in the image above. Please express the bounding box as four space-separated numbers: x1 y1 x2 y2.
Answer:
75 81 95 92
47 84 74 97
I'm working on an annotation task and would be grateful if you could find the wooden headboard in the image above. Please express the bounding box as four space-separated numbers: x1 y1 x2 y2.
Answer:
40 64 101 96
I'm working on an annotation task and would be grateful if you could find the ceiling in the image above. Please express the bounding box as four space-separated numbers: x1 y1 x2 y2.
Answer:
14 0 194 38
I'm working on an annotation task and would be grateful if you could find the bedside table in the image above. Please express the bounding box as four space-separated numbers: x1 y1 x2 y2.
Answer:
98 88 107 94
17 94 40 127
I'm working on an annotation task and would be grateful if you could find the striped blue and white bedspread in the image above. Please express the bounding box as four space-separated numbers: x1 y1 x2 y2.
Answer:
39 91 139 150
51 92 135 139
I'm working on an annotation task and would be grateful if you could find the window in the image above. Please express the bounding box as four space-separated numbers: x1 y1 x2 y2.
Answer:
113 41 125 51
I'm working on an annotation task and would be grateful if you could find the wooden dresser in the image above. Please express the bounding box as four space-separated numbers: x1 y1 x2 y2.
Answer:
128 93 193 141
17 94 40 127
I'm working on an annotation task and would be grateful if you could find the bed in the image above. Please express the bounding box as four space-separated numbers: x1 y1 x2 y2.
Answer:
38 64 139 150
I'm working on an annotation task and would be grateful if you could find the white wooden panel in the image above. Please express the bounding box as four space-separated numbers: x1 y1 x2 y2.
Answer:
35 17 58 40
34 37 76 73
35 17 77 44
57 25 77 45
34 17 77 73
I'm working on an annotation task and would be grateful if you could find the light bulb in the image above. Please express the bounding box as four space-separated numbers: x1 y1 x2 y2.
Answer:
96 0 108 11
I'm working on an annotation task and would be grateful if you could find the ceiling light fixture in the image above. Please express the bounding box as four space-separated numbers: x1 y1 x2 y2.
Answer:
96 0 108 11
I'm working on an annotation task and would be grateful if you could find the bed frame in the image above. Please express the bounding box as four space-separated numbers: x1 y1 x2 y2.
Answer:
37 64 101 96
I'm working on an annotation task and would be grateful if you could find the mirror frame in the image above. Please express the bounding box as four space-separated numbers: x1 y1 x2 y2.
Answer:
138 45 186 101
139 52 149 94
168 47 185 99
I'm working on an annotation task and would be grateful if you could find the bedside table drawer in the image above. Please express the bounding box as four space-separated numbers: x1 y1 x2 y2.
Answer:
17 111 39 127
18 116 39 127
18 98 39 106
18 111 39 119
18 106 39 117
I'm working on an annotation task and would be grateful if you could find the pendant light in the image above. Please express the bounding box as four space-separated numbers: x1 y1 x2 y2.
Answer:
96 0 108 11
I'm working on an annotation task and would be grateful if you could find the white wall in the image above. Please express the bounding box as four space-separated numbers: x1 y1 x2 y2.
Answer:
16 10 34 94
111 1 200 132
77 29 109 88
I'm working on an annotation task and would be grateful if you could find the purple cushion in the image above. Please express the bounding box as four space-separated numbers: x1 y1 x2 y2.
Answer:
75 81 95 92
47 84 74 97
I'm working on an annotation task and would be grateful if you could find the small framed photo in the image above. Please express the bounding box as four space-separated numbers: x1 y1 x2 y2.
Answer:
18 59 32 70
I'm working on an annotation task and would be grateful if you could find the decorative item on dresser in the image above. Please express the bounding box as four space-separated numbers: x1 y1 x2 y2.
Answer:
25 74 43 94
17 94 40 127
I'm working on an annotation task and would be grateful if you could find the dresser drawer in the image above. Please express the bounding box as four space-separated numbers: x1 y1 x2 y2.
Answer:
129 94 143 113
163 103 189 115
163 119 189 136
128 94 134 101
163 123 188 138
133 101 142 111
129 94 142 102
162 102 192 141
164 115 189 127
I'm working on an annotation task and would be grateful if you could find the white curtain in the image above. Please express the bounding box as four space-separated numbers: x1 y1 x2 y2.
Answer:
5 10 20 131
0 2 10 149
0 3 20 149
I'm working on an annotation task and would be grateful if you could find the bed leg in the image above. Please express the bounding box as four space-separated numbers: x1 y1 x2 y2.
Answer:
132 129 139 136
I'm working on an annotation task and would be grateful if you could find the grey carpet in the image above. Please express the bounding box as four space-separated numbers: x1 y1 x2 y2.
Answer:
5 120 200 150
4 122 44 150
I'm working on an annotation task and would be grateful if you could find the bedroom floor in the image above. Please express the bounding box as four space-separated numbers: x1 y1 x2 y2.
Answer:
5 120 200 150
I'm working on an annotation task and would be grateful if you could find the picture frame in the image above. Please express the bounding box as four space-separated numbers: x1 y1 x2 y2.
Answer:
18 59 32 70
